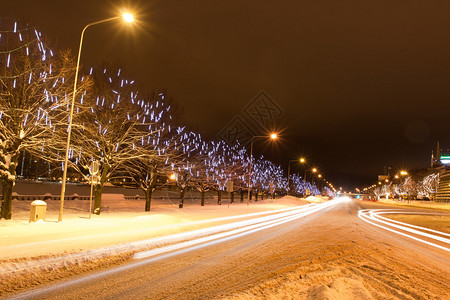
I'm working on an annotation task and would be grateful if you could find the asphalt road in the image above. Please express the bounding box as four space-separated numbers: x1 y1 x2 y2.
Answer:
10 199 450 299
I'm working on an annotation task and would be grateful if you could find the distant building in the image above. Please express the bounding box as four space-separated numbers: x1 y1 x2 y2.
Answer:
431 141 450 167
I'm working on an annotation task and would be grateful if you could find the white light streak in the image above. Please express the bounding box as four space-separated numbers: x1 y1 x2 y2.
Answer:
358 209 449 252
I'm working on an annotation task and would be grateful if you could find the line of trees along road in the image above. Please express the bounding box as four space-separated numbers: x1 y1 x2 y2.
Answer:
0 20 321 219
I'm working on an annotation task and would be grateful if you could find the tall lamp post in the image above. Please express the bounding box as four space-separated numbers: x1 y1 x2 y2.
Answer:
311 168 317 182
299 157 306 183
247 133 277 205
317 174 322 191
58 12 134 222
287 157 305 194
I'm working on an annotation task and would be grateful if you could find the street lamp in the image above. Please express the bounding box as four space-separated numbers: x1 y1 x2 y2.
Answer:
247 133 278 205
299 157 307 184
58 12 135 222
287 157 305 193
317 174 322 191
122 13 134 23
310 167 318 188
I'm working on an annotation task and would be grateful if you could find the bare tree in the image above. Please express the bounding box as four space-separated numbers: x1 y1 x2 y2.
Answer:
121 92 183 211
210 141 248 204
251 156 287 200
420 173 438 199
68 66 158 214
172 130 202 209
0 20 76 219
189 140 215 206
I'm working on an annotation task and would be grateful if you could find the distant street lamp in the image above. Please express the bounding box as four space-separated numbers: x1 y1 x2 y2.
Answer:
299 157 307 182
59 12 135 222
169 173 177 181
317 174 323 190
309 167 318 188
247 133 278 205
287 157 305 193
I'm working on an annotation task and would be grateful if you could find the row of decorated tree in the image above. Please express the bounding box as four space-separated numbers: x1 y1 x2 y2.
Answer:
372 173 439 200
1 20 319 219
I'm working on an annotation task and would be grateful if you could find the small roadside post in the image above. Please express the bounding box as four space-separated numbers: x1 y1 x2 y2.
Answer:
89 161 100 219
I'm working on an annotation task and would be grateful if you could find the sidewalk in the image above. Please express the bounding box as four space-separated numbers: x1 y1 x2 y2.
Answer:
0 196 310 259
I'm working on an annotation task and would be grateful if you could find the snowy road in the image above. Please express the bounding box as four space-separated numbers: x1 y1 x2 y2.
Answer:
7 199 450 299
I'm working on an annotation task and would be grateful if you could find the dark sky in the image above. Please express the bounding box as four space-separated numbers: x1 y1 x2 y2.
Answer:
4 0 450 190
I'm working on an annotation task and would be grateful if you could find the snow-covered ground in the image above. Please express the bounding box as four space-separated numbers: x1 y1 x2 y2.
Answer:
0 192 324 296
1 195 317 257
376 197 450 210
1 190 448 298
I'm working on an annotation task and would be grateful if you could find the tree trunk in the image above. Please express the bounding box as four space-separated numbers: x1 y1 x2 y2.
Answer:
93 184 103 215
201 190 205 206
217 190 222 205
0 179 14 220
240 190 244 203
92 166 109 215
230 192 234 203
255 191 258 202
145 189 153 211
179 189 185 208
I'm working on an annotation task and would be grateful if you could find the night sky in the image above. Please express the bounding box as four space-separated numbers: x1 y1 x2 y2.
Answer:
4 1 450 190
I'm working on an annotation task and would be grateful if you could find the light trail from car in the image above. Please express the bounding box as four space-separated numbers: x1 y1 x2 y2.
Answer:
358 209 450 252
134 198 346 259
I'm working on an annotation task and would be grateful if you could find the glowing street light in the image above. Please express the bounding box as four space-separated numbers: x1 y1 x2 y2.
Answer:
298 157 308 185
59 12 135 222
287 157 305 193
400 170 408 176
122 12 134 23
247 133 278 205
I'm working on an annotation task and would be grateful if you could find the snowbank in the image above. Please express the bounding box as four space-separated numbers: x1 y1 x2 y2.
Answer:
0 195 308 259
